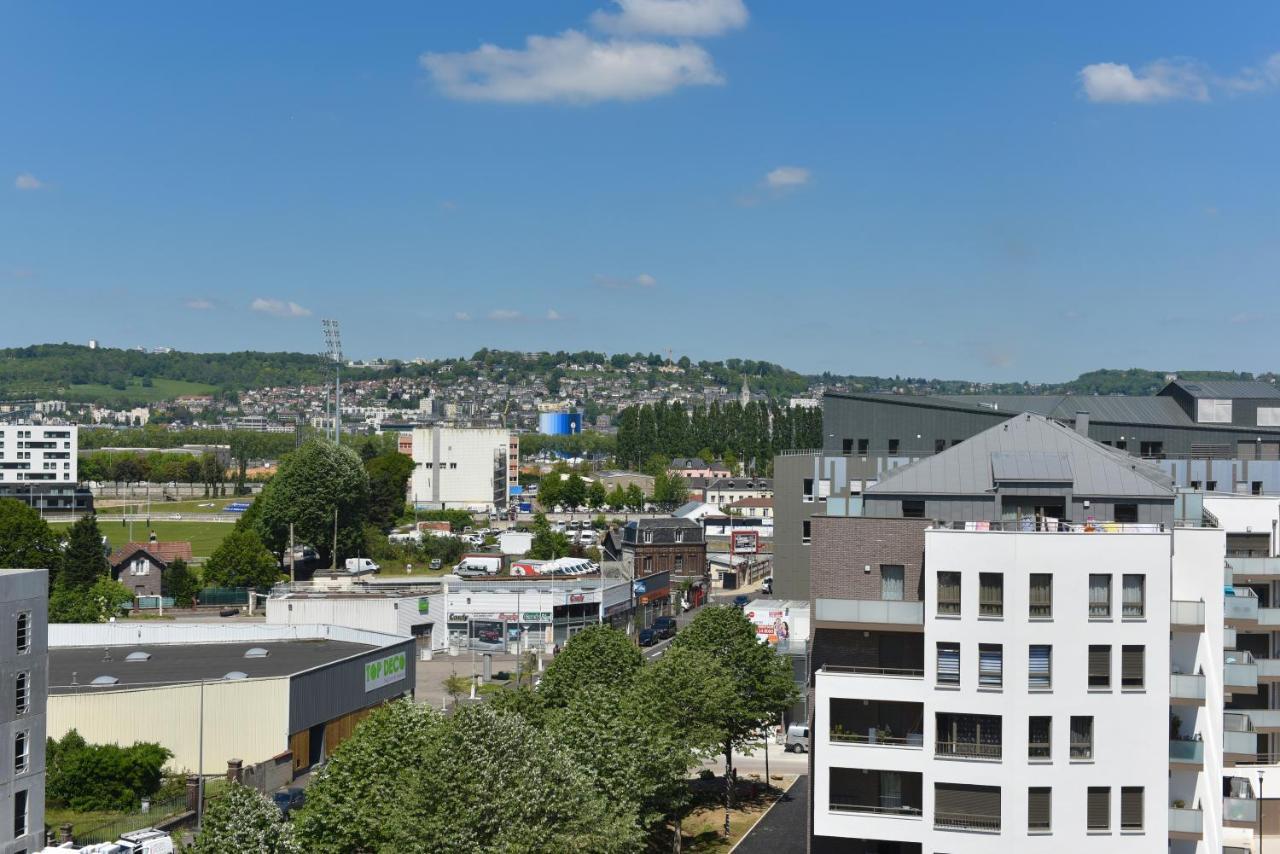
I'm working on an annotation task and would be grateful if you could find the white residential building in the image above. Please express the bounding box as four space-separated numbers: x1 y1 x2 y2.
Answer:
0 424 76 487
409 427 516 513
806 415 1257 854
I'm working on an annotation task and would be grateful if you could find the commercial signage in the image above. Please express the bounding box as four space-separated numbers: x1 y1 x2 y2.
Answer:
469 619 507 651
417 598 430 615
633 579 648 595
732 531 759 554
522 612 551 622
364 651 408 692
745 609 791 646
569 593 584 603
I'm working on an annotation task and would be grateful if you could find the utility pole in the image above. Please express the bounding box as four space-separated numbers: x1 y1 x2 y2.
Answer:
288 523 295 583
331 507 338 571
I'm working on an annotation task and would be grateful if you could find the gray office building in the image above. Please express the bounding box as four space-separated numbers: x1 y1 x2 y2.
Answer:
774 378 1280 599
0 569 46 854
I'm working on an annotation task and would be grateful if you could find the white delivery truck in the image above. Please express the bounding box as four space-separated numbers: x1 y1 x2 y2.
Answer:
43 829 175 854
454 554 503 577
344 557 381 574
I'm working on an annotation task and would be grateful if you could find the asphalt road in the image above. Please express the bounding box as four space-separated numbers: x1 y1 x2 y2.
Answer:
734 775 808 854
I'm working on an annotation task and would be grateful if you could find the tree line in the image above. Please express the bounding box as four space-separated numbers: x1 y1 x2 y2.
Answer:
615 400 823 474
193 610 798 853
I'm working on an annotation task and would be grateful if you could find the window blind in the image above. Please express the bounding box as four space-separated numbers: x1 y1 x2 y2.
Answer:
881 565 904 601
937 572 960 615
1120 787 1143 830
1029 574 1052 617
1121 646 1144 689
935 783 1000 823
979 572 1003 616
1087 787 1110 830
1028 788 1051 830
1028 716 1051 759
1070 716 1093 759
1029 645 1052 689
1122 575 1145 617
1088 645 1111 688
978 644 1002 688
1089 574 1111 617
937 643 960 685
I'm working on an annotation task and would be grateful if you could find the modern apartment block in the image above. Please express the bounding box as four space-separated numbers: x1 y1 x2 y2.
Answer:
775 378 1280 600
0 425 87 513
0 569 47 854
408 427 514 512
807 414 1256 853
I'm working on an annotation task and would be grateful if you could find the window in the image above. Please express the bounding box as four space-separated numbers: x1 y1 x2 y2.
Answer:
880 565 904 601
1139 440 1163 457
801 521 811 544
1024 574 1052 620
1028 645 1052 690
1121 645 1144 690
1197 398 1233 423
15 611 30 655
674 529 684 543
1260 408 1280 427
935 439 947 454
1255 481 1265 496
802 478 814 501
978 573 1003 617
1121 574 1145 618
901 499 925 519
888 439 900 455
13 731 27 774
14 671 28 716
642 530 653 544
1206 480 1218 491
1120 787 1143 831
935 712 1002 760
936 572 961 616
841 439 853 454
1028 787 1051 832
1088 645 1111 689
1114 503 1138 523
1089 574 1111 618
934 783 1001 832
1028 716 1051 760
978 644 1002 689
1087 787 1110 832
14 788 27 838
1070 716 1094 760
937 643 960 686
857 438 868 454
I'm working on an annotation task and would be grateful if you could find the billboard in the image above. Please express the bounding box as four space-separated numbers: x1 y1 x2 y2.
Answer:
731 531 759 554
538 411 583 436
745 608 792 646
363 651 408 692
469 619 507 651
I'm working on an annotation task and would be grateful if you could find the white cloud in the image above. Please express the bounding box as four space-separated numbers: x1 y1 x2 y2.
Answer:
14 173 43 191
764 166 811 188
185 298 215 311
454 311 472 321
1079 53 1280 103
250 298 311 318
421 29 722 104
595 272 658 290
546 309 563 321
591 0 748 37
488 309 523 321
1223 52 1280 94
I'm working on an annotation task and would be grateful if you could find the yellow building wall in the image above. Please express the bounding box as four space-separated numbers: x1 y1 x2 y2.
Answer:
48 678 290 774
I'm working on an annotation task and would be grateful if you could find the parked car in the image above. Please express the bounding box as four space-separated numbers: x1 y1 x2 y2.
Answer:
732 594 750 609
638 628 657 647
785 724 810 753
272 787 306 818
652 616 678 639
344 557 380 574
761 576 773 594
429 558 442 570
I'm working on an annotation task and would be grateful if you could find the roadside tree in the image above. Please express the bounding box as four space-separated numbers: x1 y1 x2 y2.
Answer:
192 781 300 854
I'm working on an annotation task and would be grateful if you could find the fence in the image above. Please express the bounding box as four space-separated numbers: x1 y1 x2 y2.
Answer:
195 587 269 607
71 793 189 845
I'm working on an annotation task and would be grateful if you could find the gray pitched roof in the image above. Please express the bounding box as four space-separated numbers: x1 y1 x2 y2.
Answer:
867 414 1173 498
1164 378 1280 399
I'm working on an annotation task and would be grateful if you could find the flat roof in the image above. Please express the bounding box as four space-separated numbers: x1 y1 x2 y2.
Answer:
48 639 374 692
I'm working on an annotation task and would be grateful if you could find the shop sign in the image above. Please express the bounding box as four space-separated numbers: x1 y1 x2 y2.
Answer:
364 651 407 692
417 598 430 615
521 612 551 622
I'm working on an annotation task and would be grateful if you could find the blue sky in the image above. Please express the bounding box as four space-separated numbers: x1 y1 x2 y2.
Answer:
3 1 1278 381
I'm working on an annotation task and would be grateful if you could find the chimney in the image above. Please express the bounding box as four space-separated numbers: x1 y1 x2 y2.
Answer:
1075 411 1090 437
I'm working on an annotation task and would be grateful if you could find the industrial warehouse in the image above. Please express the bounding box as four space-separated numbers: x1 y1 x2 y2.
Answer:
45 623 414 785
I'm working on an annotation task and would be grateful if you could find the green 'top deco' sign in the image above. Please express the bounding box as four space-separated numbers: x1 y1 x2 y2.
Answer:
364 651 407 693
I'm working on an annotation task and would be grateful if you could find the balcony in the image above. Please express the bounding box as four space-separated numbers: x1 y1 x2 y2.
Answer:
1225 626 1237 648
830 699 924 749
1168 806 1203 841
1228 556 1280 583
1259 657 1280 683
1224 650 1259 693
829 768 923 821
1255 606 1280 628
934 813 1001 833
935 713 1002 762
815 598 924 629
1246 709 1280 732
934 782 1002 834
1224 796 1258 827
1170 673 1206 706
1170 599 1205 630
1224 729 1259 763
1225 588 1259 626
820 664 924 679
1169 738 1204 768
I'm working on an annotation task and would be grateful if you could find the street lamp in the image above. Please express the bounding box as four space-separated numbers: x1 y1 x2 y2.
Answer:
1260 768 1267 854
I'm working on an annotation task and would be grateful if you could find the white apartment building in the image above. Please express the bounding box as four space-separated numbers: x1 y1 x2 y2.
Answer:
409 427 515 513
0 569 47 854
0 425 76 486
806 415 1258 854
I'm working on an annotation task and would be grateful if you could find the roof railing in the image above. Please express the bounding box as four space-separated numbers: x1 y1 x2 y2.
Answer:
929 520 1172 534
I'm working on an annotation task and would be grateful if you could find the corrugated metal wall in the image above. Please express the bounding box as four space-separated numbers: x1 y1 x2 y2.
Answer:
288 639 415 734
48 678 290 774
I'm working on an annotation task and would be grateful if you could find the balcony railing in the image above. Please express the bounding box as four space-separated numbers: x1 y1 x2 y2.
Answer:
814 598 924 626
935 740 1001 761
831 730 924 748
1170 673 1207 704
1225 588 1260 624
1170 599 1205 629
1224 650 1259 690
931 519 1167 534
829 801 922 818
819 664 925 679
1168 807 1203 838
1245 709 1280 731
1227 556 1280 581
1258 657 1280 682
934 812 1000 833
1169 739 1204 764
1224 729 1259 759
1224 797 1259 824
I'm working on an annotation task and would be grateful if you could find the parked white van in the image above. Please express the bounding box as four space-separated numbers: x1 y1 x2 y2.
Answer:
785 724 809 753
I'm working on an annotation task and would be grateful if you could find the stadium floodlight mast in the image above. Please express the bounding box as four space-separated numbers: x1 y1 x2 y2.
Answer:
322 319 344 442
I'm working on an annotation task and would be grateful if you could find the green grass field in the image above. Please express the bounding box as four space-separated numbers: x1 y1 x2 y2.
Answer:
95 497 252 516
63 377 217 404
51 519 234 558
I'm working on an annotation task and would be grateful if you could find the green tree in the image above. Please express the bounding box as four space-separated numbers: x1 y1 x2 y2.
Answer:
561 473 587 511
537 472 563 510
49 577 133 623
45 730 171 812
364 450 415 531
192 781 301 854
0 499 62 581
161 557 200 606
60 514 108 590
587 479 607 511
255 439 370 567
722 450 739 476
295 701 448 854
443 671 472 707
671 606 798 807
641 452 670 478
536 625 643 709
606 484 626 512
624 483 646 512
202 529 279 589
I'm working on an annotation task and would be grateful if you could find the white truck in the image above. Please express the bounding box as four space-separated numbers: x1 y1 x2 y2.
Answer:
43 828 175 854
344 557 381 574
454 554 502 577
